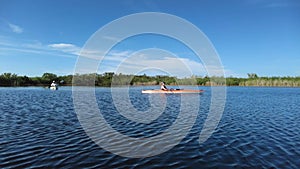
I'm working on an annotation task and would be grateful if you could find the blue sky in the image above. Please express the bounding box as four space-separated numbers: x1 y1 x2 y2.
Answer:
0 0 299 77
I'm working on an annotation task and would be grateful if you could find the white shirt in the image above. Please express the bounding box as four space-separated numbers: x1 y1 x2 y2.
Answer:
51 82 57 87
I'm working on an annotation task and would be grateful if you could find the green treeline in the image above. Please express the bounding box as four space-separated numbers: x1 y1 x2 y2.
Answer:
0 72 300 87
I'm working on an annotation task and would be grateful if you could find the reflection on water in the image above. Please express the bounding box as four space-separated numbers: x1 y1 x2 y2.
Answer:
0 87 299 168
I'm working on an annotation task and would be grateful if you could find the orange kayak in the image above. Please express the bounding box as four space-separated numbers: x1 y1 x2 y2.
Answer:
141 89 204 94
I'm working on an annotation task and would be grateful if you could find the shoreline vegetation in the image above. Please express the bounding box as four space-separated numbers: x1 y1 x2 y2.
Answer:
0 72 300 87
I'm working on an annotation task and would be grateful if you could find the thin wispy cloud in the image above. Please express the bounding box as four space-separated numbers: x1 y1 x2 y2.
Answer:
100 50 236 77
122 57 205 77
48 43 76 48
22 41 44 49
0 35 234 77
48 43 81 55
80 47 235 77
77 48 133 60
265 2 290 8
8 23 23 33
245 0 299 8
103 36 121 42
48 43 129 60
0 38 16 47
0 36 79 58
98 50 223 78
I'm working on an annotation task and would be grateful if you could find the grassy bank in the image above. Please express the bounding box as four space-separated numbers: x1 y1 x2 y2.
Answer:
1 72 299 87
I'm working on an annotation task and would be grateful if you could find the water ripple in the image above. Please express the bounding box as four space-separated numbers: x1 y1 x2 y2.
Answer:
0 87 299 168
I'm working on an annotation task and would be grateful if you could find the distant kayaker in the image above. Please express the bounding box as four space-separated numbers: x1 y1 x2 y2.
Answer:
160 82 168 90
51 81 57 87
49 80 58 90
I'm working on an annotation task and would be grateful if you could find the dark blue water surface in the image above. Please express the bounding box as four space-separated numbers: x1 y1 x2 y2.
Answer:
0 86 299 168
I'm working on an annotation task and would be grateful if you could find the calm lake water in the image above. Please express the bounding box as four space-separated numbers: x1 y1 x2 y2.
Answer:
0 86 299 168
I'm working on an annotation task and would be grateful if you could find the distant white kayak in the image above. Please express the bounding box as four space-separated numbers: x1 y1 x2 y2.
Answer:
50 86 58 90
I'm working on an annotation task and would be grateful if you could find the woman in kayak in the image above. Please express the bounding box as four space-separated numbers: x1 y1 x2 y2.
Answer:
160 82 168 90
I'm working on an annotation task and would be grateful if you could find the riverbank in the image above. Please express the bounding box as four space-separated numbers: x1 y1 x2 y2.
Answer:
1 72 300 87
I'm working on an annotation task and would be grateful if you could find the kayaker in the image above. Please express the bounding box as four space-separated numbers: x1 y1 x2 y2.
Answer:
51 81 57 87
160 82 168 90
